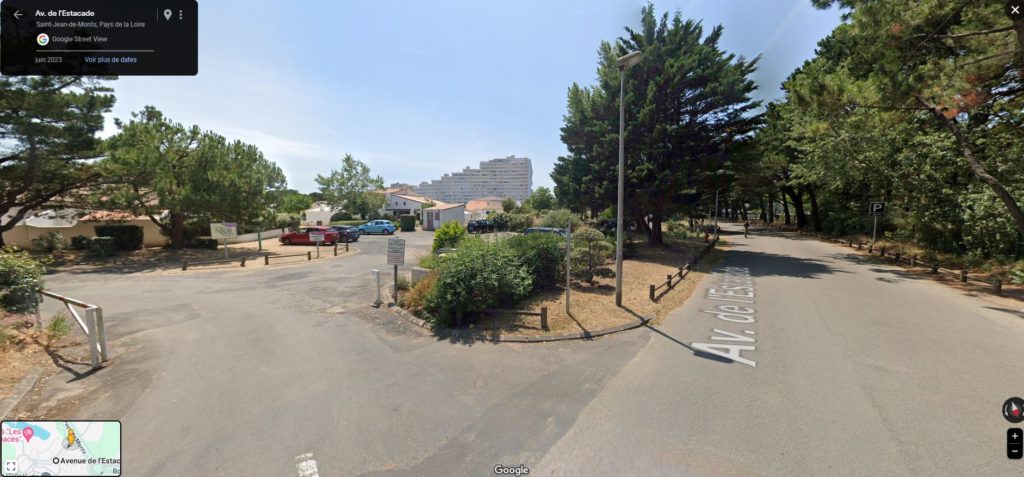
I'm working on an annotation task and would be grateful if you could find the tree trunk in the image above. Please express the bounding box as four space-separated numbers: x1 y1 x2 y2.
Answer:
758 196 766 222
767 193 775 223
808 186 822 232
780 191 791 225
170 212 186 249
783 186 807 229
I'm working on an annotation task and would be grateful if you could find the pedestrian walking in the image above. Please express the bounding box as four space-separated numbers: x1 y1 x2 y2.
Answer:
743 219 750 238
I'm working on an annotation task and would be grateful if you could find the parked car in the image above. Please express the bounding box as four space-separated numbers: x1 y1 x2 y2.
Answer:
357 220 397 235
329 225 361 242
523 227 567 237
279 226 341 245
467 219 495 234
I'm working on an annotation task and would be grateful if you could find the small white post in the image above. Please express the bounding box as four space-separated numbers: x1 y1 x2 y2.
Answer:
85 308 100 368
95 307 108 361
223 239 229 259
372 269 382 307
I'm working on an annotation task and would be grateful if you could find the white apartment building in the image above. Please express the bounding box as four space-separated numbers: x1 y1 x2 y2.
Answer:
414 156 532 203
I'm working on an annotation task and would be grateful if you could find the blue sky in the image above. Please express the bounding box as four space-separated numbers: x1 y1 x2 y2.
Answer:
103 0 843 193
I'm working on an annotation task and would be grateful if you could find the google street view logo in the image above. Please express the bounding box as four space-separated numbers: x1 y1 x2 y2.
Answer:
36 33 49 46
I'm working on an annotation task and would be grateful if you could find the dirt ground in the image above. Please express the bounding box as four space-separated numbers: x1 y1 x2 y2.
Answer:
41 238 357 275
0 313 86 409
463 239 724 337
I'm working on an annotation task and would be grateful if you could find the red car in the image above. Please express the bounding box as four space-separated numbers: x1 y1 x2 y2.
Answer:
279 226 341 245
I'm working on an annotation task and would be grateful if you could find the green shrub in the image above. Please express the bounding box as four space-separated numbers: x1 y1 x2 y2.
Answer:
424 238 532 326
508 233 566 290
540 209 580 229
330 211 354 221
489 212 510 231
30 231 68 252
87 237 117 257
432 220 467 252
571 227 612 283
70 235 92 251
419 254 438 269
395 274 412 291
507 213 534 232
403 271 437 314
94 224 144 251
330 219 367 227
46 313 71 340
271 213 301 230
399 214 416 232
1011 268 1024 285
0 247 46 313
187 238 220 250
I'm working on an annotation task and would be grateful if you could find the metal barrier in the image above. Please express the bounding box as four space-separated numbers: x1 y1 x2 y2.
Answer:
40 290 108 369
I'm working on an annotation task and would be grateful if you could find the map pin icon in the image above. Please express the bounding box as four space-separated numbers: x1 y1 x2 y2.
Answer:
163 9 173 21
22 426 34 442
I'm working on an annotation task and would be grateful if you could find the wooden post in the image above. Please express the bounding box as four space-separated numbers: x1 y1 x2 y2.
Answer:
649 284 655 302
666 274 673 289
868 245 873 253
306 251 312 261
931 264 939 274
994 279 1003 296
334 243 338 256
540 307 549 331
910 255 916 267
857 243 862 250
894 251 901 261
181 261 188 271
240 257 246 267
880 246 886 257
960 270 968 282
265 254 270 266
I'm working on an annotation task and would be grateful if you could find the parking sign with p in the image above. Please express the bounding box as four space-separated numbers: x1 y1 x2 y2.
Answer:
870 202 886 216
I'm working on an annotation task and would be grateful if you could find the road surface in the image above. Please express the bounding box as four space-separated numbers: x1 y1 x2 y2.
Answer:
9 224 1024 476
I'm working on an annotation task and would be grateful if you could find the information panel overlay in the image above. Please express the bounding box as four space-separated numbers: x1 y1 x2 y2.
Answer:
1 0 197 76
2 420 121 476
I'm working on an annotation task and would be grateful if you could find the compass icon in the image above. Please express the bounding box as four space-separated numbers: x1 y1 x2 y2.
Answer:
1003 397 1024 423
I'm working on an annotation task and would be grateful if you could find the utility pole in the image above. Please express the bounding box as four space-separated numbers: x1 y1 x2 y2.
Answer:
614 51 643 307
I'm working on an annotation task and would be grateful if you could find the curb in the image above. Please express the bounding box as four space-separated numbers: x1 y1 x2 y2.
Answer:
1 367 42 419
385 304 652 343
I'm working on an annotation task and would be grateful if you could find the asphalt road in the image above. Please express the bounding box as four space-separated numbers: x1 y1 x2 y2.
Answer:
11 224 1024 476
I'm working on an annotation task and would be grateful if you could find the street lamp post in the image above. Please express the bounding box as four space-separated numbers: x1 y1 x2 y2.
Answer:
615 51 643 307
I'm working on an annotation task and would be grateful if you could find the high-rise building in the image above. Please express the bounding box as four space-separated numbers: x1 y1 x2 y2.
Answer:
414 156 532 203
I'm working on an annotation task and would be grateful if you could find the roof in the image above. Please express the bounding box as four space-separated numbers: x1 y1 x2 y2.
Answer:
391 194 432 204
425 202 465 211
465 198 505 211
79 210 151 221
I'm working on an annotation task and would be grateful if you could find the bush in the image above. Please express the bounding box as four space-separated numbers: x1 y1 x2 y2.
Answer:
399 214 416 232
395 274 412 291
507 213 534 232
419 254 438 269
424 238 532 326
540 209 580 229
271 213 301 230
46 313 71 340
70 235 91 251
330 211 353 221
571 227 612 283
30 231 68 252
432 220 467 252
489 212 510 231
0 247 46 313
94 224 144 251
402 271 437 314
87 237 117 257
508 233 566 290
187 238 220 250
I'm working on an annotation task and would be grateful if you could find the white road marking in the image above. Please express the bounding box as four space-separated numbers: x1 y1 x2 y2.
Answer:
295 452 319 477
693 266 759 367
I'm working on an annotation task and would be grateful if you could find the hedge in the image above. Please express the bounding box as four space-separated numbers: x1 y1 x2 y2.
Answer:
399 214 416 232
94 224 144 251
87 237 117 257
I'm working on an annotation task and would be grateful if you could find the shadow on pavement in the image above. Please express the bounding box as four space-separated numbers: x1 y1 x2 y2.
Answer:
725 249 840 279
643 324 734 364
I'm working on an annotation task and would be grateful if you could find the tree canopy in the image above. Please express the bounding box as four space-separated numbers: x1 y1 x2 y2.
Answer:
315 154 385 219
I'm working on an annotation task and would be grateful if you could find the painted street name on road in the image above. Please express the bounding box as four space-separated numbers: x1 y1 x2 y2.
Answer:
691 266 758 367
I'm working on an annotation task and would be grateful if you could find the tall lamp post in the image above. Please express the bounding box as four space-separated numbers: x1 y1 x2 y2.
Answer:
615 51 643 307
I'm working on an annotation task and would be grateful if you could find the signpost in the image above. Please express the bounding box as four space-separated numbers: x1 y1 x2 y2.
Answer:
210 222 238 258
309 232 325 258
387 237 406 304
869 202 886 244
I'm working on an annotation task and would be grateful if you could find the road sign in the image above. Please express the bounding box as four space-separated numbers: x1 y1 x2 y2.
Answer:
210 222 238 239
869 202 886 216
387 237 406 265
309 233 325 243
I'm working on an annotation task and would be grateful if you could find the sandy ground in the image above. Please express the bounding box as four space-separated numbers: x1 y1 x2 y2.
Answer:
0 314 86 409
464 240 725 336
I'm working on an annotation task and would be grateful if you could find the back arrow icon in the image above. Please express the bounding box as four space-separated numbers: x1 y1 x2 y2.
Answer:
13 10 23 20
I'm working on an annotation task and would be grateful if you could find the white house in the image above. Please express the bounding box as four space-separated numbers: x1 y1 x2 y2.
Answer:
384 193 433 218
464 196 507 220
303 202 335 226
422 203 466 231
